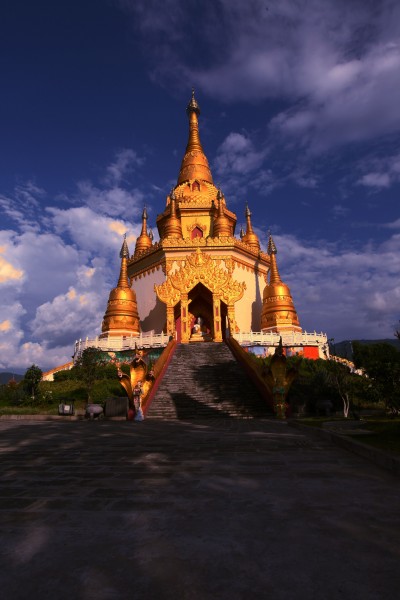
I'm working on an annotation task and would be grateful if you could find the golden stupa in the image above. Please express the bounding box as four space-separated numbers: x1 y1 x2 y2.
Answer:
134 207 153 257
100 236 140 338
260 234 301 333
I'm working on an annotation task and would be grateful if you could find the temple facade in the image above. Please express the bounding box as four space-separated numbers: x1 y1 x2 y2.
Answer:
124 91 302 344
74 92 328 361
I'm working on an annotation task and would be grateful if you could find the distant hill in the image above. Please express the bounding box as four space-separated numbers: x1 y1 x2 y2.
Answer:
0 372 24 385
333 339 400 359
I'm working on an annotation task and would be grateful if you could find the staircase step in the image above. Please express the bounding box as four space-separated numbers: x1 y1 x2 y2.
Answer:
146 342 270 420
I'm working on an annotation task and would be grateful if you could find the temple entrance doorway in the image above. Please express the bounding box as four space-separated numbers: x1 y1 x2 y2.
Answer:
188 283 213 341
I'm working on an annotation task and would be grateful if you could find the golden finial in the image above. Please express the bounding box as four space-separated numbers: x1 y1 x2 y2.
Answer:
267 233 277 255
120 234 130 259
187 88 200 115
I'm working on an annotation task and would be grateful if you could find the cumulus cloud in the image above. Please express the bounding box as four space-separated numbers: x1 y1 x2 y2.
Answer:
0 241 24 284
30 287 105 349
357 152 400 189
215 133 266 176
105 148 145 185
0 149 148 370
0 181 46 233
48 206 139 256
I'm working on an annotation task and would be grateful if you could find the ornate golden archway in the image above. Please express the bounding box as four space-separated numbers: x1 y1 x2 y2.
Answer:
155 248 246 343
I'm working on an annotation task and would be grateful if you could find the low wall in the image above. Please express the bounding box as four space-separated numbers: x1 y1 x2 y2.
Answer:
142 338 178 415
226 337 274 412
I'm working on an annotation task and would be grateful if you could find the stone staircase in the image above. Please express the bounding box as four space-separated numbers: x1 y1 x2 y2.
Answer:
146 342 271 419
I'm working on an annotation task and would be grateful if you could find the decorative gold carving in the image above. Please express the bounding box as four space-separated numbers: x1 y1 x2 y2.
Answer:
186 222 207 236
154 248 246 310
154 278 180 307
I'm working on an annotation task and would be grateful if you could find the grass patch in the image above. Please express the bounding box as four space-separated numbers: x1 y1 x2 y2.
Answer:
349 419 400 455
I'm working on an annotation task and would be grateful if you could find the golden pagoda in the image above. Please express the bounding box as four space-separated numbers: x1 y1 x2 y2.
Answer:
68 91 329 375
126 91 272 343
241 204 260 251
260 234 301 334
134 207 153 256
100 236 140 338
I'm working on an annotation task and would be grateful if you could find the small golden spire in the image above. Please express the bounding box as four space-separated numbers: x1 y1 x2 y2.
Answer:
134 206 153 256
267 233 281 284
260 234 301 333
177 91 214 185
101 237 140 338
213 190 232 237
241 204 260 251
117 234 130 288
163 191 183 239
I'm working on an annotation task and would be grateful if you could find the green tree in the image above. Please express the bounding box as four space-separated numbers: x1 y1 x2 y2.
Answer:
23 365 43 401
353 341 400 414
74 347 106 403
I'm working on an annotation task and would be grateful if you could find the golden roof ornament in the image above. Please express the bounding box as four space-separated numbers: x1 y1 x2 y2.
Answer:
134 207 153 256
186 88 200 115
241 203 260 251
213 190 232 237
177 90 214 185
162 191 183 239
101 237 140 337
260 234 301 333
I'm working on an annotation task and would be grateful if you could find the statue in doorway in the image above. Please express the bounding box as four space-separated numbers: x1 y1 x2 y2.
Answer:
192 315 203 335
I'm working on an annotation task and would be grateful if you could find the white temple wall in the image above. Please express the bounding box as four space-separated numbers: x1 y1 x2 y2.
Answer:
233 266 265 332
133 268 166 333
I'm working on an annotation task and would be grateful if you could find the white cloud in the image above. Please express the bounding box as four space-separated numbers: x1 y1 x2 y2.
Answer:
0 150 148 371
357 153 400 189
215 133 266 176
76 181 144 220
105 148 145 184
30 287 105 349
48 206 139 256
0 182 46 233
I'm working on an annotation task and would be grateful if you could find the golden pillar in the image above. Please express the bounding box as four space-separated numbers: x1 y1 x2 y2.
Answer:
212 294 223 342
180 293 191 344
166 304 175 337
227 304 236 336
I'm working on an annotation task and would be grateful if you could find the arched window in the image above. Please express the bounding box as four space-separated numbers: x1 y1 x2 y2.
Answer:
191 226 203 239
192 181 200 192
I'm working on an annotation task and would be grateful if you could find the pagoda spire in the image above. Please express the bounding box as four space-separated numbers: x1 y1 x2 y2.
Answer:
134 207 153 256
260 234 301 333
213 189 231 237
177 90 214 185
267 234 281 284
241 204 260 251
100 236 140 338
162 189 183 239
117 234 130 288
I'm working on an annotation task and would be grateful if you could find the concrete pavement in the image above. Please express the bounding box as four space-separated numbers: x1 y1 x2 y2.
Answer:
0 418 399 599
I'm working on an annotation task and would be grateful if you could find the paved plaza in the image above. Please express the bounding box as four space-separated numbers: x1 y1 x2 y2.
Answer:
0 418 399 599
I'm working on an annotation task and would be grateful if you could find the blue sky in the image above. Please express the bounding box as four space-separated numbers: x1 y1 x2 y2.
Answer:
1 0 399 371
